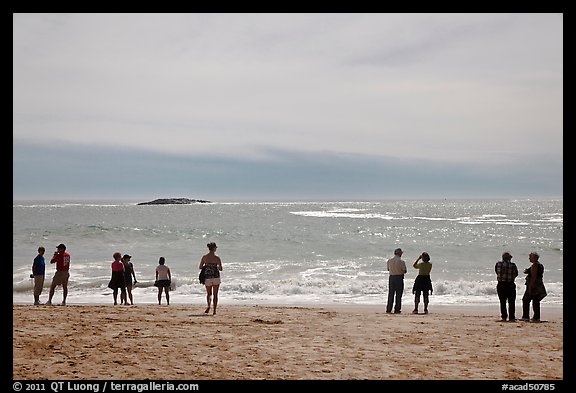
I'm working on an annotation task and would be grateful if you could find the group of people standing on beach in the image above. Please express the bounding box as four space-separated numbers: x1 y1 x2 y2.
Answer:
495 251 548 322
385 247 433 315
31 242 546 320
385 247 548 321
107 252 138 305
31 243 70 306
106 242 222 313
31 242 223 314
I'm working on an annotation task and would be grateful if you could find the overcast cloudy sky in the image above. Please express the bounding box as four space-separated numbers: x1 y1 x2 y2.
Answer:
13 13 563 201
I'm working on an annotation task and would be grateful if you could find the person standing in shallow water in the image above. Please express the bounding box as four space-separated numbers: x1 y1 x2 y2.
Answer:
199 242 223 315
412 252 433 314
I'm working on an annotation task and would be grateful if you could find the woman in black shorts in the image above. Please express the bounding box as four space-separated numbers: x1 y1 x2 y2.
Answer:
154 257 171 305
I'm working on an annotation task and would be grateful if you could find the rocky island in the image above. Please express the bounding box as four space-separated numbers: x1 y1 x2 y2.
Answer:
137 198 211 205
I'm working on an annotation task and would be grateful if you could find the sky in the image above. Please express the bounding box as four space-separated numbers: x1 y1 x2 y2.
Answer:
13 13 563 201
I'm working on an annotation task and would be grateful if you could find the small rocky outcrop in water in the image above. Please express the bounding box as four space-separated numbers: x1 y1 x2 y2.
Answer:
137 198 211 205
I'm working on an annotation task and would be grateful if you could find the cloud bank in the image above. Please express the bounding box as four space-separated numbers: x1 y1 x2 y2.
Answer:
13 13 563 199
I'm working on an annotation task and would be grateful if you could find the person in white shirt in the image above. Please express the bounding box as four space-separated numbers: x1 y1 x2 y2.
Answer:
154 257 172 305
386 247 407 314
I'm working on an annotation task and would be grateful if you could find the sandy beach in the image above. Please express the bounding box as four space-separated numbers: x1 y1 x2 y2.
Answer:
13 303 563 381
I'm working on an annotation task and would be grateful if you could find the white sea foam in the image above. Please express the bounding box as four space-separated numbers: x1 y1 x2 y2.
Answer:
13 199 563 306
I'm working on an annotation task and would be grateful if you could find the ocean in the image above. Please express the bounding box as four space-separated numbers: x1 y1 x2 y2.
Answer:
13 199 563 307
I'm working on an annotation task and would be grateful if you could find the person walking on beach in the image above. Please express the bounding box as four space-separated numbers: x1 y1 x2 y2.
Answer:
199 242 223 315
386 248 407 314
122 254 137 305
31 246 46 305
521 252 547 322
155 257 172 305
412 252 433 314
495 251 519 321
108 252 127 305
46 243 71 305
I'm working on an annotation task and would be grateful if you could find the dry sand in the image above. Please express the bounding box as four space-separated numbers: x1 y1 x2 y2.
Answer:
12 303 563 381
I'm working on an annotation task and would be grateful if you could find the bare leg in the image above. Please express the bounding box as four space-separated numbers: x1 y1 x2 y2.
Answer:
47 283 57 304
113 289 118 305
205 286 212 313
127 288 134 305
212 285 220 315
157 288 162 305
62 284 68 305
165 288 170 305
413 290 421 314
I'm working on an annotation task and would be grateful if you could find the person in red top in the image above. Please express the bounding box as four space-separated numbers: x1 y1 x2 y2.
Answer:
46 243 71 305
108 252 127 305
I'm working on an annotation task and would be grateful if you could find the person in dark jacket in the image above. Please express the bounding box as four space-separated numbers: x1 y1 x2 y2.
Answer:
521 252 547 322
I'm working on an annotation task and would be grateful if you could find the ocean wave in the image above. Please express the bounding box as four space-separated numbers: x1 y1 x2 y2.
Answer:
291 211 396 219
13 199 563 306
14 273 562 306
290 210 556 227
